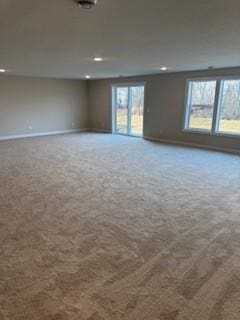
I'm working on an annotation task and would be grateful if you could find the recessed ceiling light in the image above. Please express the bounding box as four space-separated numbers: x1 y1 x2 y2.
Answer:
0 69 6 73
85 75 91 79
76 0 98 9
93 57 103 62
160 66 168 71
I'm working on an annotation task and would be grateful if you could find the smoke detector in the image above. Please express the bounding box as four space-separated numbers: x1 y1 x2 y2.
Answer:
75 0 98 9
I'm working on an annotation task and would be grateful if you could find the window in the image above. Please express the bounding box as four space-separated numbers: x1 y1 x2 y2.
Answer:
217 80 240 135
184 77 240 136
185 80 216 131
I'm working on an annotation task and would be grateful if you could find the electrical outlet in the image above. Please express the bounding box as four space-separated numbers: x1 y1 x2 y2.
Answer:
28 125 32 130
72 122 75 127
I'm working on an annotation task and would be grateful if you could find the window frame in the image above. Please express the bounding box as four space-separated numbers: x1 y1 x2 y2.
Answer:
183 76 240 138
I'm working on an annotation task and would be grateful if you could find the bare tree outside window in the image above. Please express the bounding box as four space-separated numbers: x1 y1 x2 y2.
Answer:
184 78 240 135
187 80 216 131
217 80 240 134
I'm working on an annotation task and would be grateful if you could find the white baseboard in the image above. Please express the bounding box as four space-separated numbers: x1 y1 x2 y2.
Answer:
143 135 240 155
0 128 89 141
1 129 238 155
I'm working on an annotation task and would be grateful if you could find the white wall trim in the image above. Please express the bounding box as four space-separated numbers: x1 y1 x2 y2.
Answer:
0 128 89 141
143 135 240 155
1 129 238 155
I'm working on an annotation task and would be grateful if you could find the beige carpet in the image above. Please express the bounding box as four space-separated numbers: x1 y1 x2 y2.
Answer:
0 133 240 320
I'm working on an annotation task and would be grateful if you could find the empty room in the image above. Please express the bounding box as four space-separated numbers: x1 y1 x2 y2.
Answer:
0 1 240 319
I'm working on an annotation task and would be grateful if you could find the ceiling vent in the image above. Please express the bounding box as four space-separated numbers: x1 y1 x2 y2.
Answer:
75 0 98 9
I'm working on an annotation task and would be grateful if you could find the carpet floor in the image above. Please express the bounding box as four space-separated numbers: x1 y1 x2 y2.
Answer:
0 133 240 320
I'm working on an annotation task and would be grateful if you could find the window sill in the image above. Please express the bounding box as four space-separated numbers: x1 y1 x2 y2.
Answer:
183 128 240 139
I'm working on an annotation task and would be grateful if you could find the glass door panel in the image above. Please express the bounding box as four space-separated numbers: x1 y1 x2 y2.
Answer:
116 87 128 134
130 86 144 136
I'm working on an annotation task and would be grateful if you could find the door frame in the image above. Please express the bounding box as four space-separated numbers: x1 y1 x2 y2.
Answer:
111 82 146 137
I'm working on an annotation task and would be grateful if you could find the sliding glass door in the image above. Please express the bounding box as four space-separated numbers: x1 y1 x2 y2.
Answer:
113 84 145 136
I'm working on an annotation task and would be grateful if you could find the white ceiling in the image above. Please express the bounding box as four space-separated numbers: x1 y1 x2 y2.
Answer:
1 0 240 79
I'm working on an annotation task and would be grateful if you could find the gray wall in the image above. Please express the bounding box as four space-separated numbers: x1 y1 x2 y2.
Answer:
88 67 240 152
0 75 88 138
1 68 240 152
